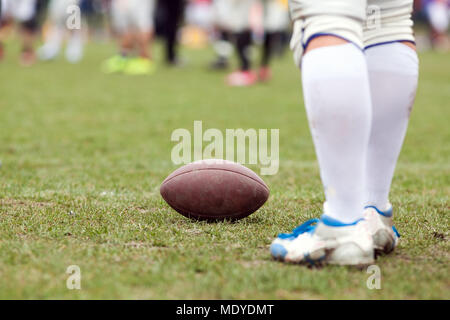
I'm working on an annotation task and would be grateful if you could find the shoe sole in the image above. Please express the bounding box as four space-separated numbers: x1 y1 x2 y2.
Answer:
272 256 374 269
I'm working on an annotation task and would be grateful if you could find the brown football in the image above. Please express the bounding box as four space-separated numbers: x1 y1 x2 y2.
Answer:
160 159 269 221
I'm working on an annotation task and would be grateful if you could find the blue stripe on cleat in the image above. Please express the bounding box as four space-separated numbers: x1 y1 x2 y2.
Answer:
364 205 393 217
270 243 287 260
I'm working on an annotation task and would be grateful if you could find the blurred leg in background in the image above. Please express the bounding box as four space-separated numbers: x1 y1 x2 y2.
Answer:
0 0 7 61
7 0 41 66
226 0 256 87
363 0 419 211
209 0 233 70
104 0 155 75
38 0 85 63
210 29 232 70
156 0 185 66
425 0 449 51
235 29 252 72
133 0 155 61
259 0 289 82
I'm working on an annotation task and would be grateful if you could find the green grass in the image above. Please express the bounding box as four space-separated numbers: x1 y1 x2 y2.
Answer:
0 39 448 299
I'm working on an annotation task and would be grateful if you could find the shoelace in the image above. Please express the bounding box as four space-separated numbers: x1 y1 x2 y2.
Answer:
277 218 320 240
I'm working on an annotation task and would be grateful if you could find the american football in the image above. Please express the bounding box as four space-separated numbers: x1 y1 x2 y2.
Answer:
160 160 269 221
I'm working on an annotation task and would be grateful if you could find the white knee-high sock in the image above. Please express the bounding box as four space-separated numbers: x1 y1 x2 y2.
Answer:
365 43 419 210
301 43 372 223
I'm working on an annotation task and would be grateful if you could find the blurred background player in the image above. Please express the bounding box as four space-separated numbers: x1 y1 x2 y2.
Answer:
38 0 85 63
225 0 257 87
0 0 5 60
102 0 156 75
0 0 41 66
155 0 185 66
209 0 234 70
259 0 289 81
223 0 290 86
424 0 449 50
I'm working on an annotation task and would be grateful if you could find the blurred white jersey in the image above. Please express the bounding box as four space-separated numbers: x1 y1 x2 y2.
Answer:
263 0 290 32
426 0 449 33
111 0 155 34
48 0 80 25
213 0 233 30
213 0 254 32
1 0 37 22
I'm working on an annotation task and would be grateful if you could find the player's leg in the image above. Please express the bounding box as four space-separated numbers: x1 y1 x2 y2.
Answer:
65 0 84 63
363 0 419 254
425 0 449 50
19 20 37 66
259 0 290 81
66 28 84 63
134 0 154 60
210 29 232 70
114 0 134 57
210 0 233 70
159 0 184 66
122 0 155 75
271 0 374 266
230 0 253 71
38 0 65 61
13 0 39 66
235 29 252 71
259 31 276 81
0 0 9 61
226 0 256 86
296 1 372 225
102 0 132 73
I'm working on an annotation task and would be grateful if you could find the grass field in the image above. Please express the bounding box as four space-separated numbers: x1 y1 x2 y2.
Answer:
0 39 449 299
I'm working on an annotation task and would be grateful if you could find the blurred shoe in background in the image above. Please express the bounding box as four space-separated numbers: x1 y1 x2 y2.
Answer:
226 70 257 87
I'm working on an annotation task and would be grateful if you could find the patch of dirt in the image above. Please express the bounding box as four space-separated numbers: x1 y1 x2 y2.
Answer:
0 199 57 208
433 232 446 240
122 242 171 250
395 246 449 264
184 228 203 235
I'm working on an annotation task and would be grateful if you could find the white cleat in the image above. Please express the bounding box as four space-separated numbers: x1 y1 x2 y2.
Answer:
364 204 400 255
270 215 374 267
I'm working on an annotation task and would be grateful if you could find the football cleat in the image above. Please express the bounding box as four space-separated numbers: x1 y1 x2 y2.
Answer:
37 44 59 61
101 55 128 74
20 50 36 67
270 215 374 266
123 57 155 75
65 41 83 64
364 204 400 255
258 67 272 82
